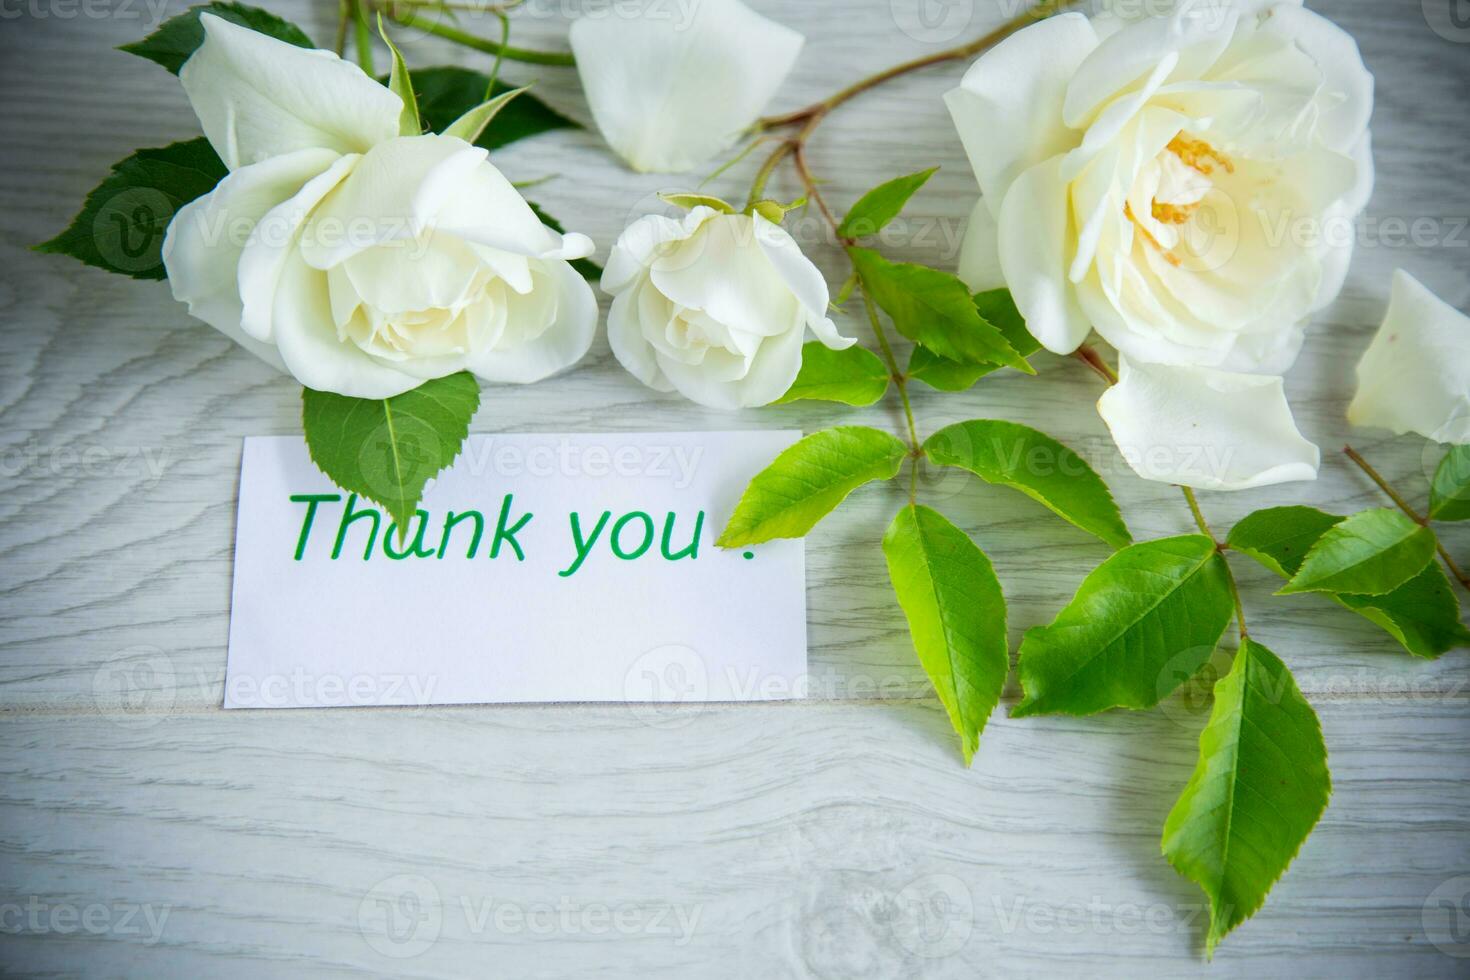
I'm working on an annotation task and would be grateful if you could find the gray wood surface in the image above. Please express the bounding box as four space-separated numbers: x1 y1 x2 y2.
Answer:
1 0 1467 975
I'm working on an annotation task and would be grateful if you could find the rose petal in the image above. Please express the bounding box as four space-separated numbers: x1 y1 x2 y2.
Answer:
607 285 674 392
658 309 806 409
466 260 598 384
569 0 803 173
163 146 342 365
956 199 1005 292
1098 356 1319 490
180 13 402 170
1258 3 1373 154
237 153 359 342
1348 270 1470 444
997 155 1092 354
944 12 1097 215
298 135 487 270
649 213 800 340
271 248 424 398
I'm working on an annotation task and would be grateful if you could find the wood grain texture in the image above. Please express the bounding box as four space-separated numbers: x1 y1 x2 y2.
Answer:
0 0 1467 974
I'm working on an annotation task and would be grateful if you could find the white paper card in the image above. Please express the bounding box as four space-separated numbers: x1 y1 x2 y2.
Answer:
225 432 806 709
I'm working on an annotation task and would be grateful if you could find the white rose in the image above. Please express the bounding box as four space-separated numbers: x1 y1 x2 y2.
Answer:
163 14 597 398
946 0 1373 489
570 0 803 173
1348 270 1470 445
602 207 854 408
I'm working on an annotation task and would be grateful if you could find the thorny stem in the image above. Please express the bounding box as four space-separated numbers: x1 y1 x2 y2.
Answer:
379 3 576 64
1078 344 1250 639
1344 444 1470 591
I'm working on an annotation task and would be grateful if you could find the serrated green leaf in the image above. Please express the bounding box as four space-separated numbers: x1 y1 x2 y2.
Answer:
1278 508 1437 596
838 167 937 239
849 248 1032 373
775 343 890 406
527 201 601 282
302 372 480 532
717 426 909 546
1163 638 1330 955
1430 445 1470 521
907 289 1041 390
411 66 577 151
378 14 421 136
1229 506 1470 659
1013 535 1234 717
883 504 1008 765
119 1 314 73
35 138 227 280
924 420 1130 549
1226 506 1341 579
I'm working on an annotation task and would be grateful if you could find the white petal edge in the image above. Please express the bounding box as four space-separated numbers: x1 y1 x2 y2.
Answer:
1347 269 1470 444
180 13 402 170
1098 356 1320 490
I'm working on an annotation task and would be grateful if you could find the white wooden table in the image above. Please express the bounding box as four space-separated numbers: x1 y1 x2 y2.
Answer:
2 0 1468 975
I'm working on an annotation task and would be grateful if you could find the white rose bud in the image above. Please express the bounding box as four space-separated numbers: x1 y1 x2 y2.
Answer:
602 207 854 408
162 14 597 398
946 0 1374 489
1348 270 1470 444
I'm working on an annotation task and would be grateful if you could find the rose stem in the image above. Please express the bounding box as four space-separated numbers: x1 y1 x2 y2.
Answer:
744 2 1074 503
756 7 1050 131
1344 444 1470 591
352 0 376 74
380 3 576 65
335 0 351 56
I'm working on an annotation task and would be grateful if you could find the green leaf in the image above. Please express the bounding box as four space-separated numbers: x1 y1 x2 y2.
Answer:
838 167 937 239
378 13 421 136
1278 508 1437 596
717 426 909 547
411 66 577 151
301 373 480 531
1162 638 1330 956
35 138 227 280
1430 445 1470 521
443 86 528 145
1013 535 1235 717
119 1 314 73
775 343 890 406
659 192 735 214
883 504 1009 765
907 289 1041 390
924 420 1130 549
527 201 601 282
849 248 1032 373
1225 506 1341 579
1229 506 1470 659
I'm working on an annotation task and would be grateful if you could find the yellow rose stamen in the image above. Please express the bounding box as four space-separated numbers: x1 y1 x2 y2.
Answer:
1150 200 1201 225
1124 201 1183 267
1167 134 1235 176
